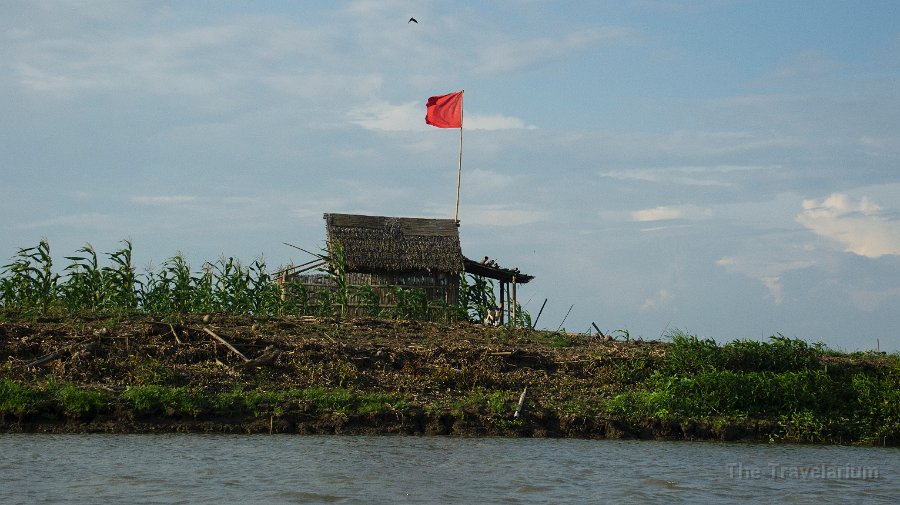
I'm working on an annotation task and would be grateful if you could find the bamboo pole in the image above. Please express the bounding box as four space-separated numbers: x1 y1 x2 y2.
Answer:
532 298 547 329
454 91 463 223
556 304 574 333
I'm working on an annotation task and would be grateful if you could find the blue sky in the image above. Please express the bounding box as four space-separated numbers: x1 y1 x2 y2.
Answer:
2 0 899 351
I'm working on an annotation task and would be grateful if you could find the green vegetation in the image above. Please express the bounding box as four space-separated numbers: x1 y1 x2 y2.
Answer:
1 240 524 325
0 240 291 318
0 380 408 421
1 241 896 444
605 331 899 444
0 325 896 444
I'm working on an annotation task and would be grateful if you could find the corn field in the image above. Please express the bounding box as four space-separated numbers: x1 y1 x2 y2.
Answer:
0 240 506 323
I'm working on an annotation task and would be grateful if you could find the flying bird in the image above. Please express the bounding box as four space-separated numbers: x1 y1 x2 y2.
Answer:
408 17 418 23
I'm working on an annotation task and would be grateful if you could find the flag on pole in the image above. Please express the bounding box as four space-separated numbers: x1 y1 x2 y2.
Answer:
425 90 465 222
425 91 463 128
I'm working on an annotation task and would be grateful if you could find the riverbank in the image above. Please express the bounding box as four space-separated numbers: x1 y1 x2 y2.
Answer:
1 314 897 445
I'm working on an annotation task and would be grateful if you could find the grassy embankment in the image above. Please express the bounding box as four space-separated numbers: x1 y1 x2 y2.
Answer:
1 240 898 444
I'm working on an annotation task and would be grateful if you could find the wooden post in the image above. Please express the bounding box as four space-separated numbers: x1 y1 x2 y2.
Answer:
511 275 517 328
498 281 505 325
506 283 512 326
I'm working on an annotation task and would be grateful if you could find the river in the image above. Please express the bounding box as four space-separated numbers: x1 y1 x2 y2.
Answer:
1 435 896 504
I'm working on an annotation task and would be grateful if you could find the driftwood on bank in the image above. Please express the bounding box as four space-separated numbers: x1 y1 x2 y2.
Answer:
244 345 279 368
145 320 277 366
24 339 93 368
168 323 183 344
202 327 250 362
514 387 528 418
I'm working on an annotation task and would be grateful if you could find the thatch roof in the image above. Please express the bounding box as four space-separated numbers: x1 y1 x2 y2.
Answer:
324 213 464 274
463 257 534 284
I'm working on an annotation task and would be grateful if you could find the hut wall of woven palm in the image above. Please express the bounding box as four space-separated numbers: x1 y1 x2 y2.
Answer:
324 213 464 274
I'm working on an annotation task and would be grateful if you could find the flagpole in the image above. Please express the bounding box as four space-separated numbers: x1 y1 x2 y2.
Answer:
454 91 463 224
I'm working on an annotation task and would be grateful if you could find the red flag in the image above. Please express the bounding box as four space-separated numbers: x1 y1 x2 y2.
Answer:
425 90 463 128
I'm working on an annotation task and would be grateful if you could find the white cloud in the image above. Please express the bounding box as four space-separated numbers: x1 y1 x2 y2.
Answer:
15 212 116 230
457 204 547 226
632 206 682 222
858 135 900 155
796 193 900 258
466 114 536 130
760 276 784 305
641 288 673 310
131 195 196 205
631 204 712 222
602 164 778 187
715 252 817 304
474 27 634 74
466 169 514 193
348 101 534 132
760 51 843 82
347 101 424 132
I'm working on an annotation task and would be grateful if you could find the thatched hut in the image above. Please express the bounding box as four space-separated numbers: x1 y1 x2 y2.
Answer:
287 214 463 317
288 213 534 324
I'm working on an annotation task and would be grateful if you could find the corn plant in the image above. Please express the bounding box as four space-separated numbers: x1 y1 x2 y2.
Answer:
139 254 195 314
353 284 381 317
459 273 496 322
103 240 138 310
282 281 310 316
511 301 532 328
0 239 59 311
390 286 429 320
2 239 483 321
316 289 335 317
190 263 216 313
56 240 138 313
211 256 252 313
60 244 104 311
247 259 284 316
326 243 349 317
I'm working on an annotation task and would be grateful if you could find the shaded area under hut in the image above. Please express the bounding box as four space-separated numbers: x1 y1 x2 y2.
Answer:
464 256 534 327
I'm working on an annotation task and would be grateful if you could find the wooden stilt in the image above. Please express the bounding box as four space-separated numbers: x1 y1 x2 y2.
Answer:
512 276 517 328
499 281 506 325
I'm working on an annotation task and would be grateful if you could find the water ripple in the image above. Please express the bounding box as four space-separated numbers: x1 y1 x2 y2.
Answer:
0 435 897 504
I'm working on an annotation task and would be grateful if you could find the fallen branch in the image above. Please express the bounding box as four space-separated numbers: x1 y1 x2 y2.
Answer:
514 387 528 418
25 339 91 368
168 323 183 344
203 327 250 362
244 345 279 368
